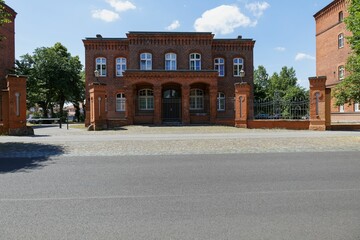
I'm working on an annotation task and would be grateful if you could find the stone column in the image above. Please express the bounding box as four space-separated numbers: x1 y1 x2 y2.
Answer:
182 83 190 125
234 82 251 128
89 82 107 130
309 76 329 131
209 85 217 124
153 84 162 125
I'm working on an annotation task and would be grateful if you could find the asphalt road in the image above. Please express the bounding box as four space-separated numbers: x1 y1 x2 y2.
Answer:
1 152 360 240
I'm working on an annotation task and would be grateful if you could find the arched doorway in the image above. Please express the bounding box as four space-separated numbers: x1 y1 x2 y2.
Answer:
162 86 181 122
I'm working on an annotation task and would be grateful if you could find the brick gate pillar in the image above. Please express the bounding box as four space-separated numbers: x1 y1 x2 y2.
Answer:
89 82 107 130
153 84 162 125
309 76 330 131
182 84 190 125
3 75 31 135
234 82 251 128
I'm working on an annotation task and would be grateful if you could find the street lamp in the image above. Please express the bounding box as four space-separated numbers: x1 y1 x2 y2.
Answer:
94 69 100 84
240 69 245 83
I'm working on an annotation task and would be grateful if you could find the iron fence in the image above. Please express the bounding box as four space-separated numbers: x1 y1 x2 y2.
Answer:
254 95 309 120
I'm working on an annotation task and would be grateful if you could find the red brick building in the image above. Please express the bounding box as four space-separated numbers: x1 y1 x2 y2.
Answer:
0 3 29 135
314 0 360 122
83 32 255 128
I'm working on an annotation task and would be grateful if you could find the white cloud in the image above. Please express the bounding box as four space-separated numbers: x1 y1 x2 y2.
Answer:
246 2 270 18
275 47 286 52
166 20 181 31
92 9 119 22
106 0 136 12
295 53 315 61
194 5 255 35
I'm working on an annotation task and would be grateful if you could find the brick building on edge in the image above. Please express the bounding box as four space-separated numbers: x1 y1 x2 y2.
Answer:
83 32 255 129
0 3 30 135
314 0 360 122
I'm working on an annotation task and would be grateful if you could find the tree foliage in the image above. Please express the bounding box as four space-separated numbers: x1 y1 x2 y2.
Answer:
0 0 12 41
254 65 308 101
333 0 360 105
15 43 84 118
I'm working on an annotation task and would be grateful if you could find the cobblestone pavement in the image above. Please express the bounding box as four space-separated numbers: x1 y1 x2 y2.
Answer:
0 124 360 158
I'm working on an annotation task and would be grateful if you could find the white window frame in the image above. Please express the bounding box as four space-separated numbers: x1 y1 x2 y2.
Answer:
214 58 225 77
190 89 204 110
116 93 126 112
355 102 360 112
140 53 152 70
338 65 345 81
338 33 344 49
165 53 177 70
339 105 345 113
138 89 154 110
96 57 107 76
217 92 226 111
116 57 127 77
233 58 244 77
190 53 201 70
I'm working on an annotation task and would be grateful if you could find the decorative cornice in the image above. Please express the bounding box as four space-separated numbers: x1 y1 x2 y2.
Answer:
314 0 346 19
123 70 218 78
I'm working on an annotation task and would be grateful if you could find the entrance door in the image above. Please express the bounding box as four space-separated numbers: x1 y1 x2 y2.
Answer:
162 89 181 122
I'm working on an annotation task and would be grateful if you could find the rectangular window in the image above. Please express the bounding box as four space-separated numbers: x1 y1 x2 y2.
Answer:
116 58 127 76
339 105 345 113
338 33 344 49
96 57 107 76
140 53 152 70
338 65 345 81
355 103 360 112
165 53 177 70
214 58 225 77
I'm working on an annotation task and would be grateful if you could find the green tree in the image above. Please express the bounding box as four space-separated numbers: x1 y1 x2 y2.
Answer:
16 43 83 118
253 65 269 100
333 0 360 105
0 0 11 40
265 66 306 100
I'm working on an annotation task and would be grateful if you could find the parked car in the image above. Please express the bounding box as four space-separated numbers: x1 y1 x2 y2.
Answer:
255 113 270 119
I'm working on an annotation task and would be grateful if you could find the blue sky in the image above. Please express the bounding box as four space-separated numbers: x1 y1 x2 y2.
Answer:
5 0 331 88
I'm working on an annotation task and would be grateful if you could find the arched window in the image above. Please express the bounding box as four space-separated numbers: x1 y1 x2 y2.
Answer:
116 58 127 76
96 57 107 76
214 58 225 77
338 65 345 81
233 58 244 77
190 53 201 70
165 53 177 70
138 89 154 110
116 93 126 112
190 89 204 110
339 11 344 22
217 92 225 111
338 33 344 48
140 53 152 70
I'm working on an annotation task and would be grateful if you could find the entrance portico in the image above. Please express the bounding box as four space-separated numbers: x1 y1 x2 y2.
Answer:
123 70 218 125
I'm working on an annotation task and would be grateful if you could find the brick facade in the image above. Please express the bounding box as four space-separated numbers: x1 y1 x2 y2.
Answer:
83 32 255 128
314 0 360 122
0 3 16 89
0 3 31 135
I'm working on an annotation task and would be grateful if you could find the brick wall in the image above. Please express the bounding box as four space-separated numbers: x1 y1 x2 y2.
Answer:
0 3 16 89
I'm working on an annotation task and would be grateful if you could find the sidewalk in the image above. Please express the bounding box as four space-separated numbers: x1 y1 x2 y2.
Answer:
1 124 360 158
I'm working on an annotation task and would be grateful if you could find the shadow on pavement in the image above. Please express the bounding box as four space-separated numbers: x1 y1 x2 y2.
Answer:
0 142 65 173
